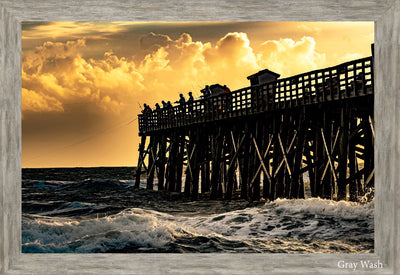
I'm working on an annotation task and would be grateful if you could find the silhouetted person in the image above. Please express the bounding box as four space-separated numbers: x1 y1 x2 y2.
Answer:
141 103 152 129
188 91 194 102
187 91 194 114
223 85 232 111
201 85 212 115
154 103 161 126
164 101 173 125
177 93 185 105
176 93 186 118
202 85 211 98
223 85 231 94
142 103 152 114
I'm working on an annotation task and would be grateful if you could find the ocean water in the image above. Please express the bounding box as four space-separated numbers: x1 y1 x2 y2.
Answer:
22 167 374 253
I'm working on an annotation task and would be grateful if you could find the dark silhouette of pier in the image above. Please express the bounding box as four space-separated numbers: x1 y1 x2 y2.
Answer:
135 55 374 202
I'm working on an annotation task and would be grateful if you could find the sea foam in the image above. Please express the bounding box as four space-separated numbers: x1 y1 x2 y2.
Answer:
22 198 373 253
22 208 181 253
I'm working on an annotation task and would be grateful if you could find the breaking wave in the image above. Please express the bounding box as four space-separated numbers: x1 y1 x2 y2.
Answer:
22 198 373 253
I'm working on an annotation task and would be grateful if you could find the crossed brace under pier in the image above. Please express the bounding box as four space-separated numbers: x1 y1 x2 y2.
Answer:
135 97 374 202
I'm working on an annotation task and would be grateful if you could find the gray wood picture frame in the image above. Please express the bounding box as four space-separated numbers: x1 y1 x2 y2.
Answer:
0 0 399 274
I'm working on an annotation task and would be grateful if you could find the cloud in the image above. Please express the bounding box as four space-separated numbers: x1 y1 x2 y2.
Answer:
297 23 322 34
22 88 64 113
21 22 375 167
22 39 145 117
139 32 173 50
204 32 258 69
22 22 127 41
22 33 329 121
338 53 363 63
256 36 326 77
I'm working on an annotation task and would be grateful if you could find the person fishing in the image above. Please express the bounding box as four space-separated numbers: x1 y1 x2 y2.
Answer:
223 85 232 111
223 85 231 94
187 91 194 115
142 103 152 114
201 85 213 114
160 101 174 125
188 91 194 102
177 93 186 105
176 93 186 118
154 103 161 127
141 103 152 129
202 85 211 98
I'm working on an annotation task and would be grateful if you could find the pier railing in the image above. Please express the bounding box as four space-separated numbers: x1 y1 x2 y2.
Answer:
139 56 373 134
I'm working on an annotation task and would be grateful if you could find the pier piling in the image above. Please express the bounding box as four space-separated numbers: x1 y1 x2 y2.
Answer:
136 56 374 202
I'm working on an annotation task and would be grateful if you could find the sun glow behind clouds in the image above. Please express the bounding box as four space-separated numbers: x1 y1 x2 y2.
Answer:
21 21 373 168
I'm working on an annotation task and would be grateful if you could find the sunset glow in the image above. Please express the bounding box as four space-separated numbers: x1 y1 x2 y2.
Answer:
22 21 374 168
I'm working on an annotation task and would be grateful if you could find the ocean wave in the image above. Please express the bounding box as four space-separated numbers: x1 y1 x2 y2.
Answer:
22 208 180 253
22 198 374 253
184 198 373 241
22 180 72 188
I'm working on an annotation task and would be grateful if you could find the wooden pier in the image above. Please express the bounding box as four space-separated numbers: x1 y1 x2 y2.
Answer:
135 56 374 202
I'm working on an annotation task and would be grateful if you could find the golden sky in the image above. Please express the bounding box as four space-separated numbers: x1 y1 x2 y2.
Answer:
21 21 374 168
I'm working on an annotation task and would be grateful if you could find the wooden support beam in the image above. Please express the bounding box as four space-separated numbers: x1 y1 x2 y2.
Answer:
337 101 350 200
230 131 242 183
240 123 250 200
184 134 194 197
146 136 157 190
320 128 339 186
270 115 282 200
230 130 244 191
165 133 179 192
157 135 167 191
252 137 272 182
344 167 365 184
274 133 296 177
136 75 373 203
135 136 147 189
149 147 157 174
365 168 374 187
369 115 375 138
210 126 224 199
262 132 273 199
363 115 374 190
184 142 196 180
296 161 321 175
349 122 364 141
137 150 149 174
201 143 211 194
226 135 245 178
290 108 306 199
190 129 202 201
355 156 364 197
175 135 185 192
348 116 358 202
225 133 245 200
314 118 324 198
319 110 332 199
303 131 316 197
252 120 262 201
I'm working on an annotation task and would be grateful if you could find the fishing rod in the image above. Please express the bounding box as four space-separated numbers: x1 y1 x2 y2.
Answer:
192 82 203 99
127 117 138 125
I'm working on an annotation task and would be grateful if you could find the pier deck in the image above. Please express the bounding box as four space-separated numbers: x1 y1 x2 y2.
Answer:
136 56 374 201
